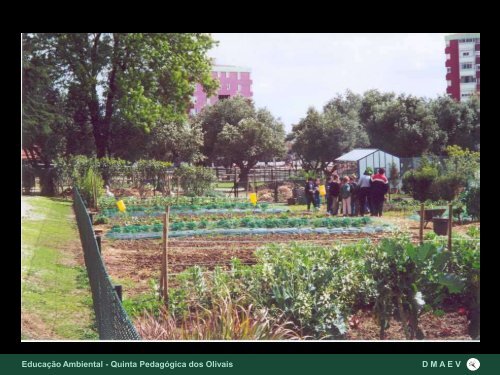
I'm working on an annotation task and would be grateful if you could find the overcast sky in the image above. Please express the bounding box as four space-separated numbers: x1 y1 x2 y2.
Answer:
209 33 448 132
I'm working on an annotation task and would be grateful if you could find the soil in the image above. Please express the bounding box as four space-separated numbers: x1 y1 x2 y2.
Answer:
346 309 471 340
100 232 399 297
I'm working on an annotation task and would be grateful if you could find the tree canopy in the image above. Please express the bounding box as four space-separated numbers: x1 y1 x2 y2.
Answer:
23 33 218 160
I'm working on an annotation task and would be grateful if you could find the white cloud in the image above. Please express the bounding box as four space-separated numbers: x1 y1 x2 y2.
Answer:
210 33 449 132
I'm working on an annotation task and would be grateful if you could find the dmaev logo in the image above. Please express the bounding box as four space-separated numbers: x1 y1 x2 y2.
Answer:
422 360 461 368
467 358 480 371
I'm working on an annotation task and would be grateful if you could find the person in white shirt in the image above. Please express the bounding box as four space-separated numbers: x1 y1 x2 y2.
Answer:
358 168 372 216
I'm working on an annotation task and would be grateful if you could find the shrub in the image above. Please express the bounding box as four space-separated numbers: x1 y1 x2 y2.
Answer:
174 164 216 196
78 167 104 210
93 215 109 225
462 185 480 220
402 165 438 201
430 173 464 201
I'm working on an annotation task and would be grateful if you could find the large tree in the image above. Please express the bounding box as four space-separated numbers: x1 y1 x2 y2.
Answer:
289 94 368 173
23 33 218 158
361 92 439 157
216 108 286 183
195 95 256 164
22 37 67 167
430 95 480 153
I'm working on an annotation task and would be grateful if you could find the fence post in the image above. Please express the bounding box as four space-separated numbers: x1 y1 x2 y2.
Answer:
161 206 170 304
96 235 102 254
176 177 180 204
448 203 453 251
114 285 123 302
419 203 424 245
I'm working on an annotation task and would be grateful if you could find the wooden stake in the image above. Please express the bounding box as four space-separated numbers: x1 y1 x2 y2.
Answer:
160 206 170 304
253 169 257 193
176 177 180 204
448 203 453 252
419 203 424 245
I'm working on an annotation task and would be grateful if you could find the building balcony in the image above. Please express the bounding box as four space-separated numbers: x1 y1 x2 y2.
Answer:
475 43 480 51
476 56 480 64
445 47 451 54
445 60 452 67
446 73 453 80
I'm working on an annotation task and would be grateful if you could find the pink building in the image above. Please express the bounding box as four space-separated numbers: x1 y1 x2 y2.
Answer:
191 65 253 115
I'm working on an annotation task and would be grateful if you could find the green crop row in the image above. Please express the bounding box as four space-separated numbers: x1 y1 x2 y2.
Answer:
109 216 371 233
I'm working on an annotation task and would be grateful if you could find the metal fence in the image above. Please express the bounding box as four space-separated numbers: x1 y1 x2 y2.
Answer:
73 187 141 340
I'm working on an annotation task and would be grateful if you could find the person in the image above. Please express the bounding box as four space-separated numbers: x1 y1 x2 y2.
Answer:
349 174 359 216
327 174 340 215
304 177 314 211
326 176 333 214
358 168 372 216
370 167 389 217
313 177 321 210
340 176 352 217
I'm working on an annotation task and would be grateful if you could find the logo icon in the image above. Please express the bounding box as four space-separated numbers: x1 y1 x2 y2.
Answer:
467 358 480 371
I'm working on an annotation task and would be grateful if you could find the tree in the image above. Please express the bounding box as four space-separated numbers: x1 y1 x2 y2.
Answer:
195 95 256 164
430 96 480 154
289 94 368 173
215 108 286 183
362 93 439 157
22 37 67 167
23 33 218 158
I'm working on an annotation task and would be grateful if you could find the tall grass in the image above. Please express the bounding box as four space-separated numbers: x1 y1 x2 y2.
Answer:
135 297 303 340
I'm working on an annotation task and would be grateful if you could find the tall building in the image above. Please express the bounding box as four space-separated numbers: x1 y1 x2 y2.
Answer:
191 65 253 115
445 33 480 101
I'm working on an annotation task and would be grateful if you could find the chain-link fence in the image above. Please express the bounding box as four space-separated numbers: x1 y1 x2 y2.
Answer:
73 187 141 340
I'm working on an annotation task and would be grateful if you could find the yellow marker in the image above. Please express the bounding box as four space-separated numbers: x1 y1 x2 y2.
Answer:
249 193 257 206
116 199 126 212
319 184 326 196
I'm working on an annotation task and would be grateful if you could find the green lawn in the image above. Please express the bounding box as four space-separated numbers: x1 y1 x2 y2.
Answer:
21 196 98 340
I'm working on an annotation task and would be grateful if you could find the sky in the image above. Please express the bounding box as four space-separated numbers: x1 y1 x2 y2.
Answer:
209 33 448 133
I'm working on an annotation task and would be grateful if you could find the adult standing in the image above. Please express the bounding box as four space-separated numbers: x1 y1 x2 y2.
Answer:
327 174 341 215
349 174 359 216
304 177 314 211
370 168 389 217
358 168 372 216
326 175 334 214
313 177 321 210
340 176 352 217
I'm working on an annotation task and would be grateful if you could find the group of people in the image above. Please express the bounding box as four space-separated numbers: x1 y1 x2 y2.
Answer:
304 167 389 217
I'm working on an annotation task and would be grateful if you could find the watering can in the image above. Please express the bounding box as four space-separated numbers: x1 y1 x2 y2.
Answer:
116 199 127 212
249 193 257 206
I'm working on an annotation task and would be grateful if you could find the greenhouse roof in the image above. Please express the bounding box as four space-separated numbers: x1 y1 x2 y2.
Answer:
335 149 379 162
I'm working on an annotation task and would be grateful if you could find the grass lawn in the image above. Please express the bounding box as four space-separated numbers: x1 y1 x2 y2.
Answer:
21 196 98 340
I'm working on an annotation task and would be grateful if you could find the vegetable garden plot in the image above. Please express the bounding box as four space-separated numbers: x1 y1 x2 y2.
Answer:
107 225 392 240
101 207 288 218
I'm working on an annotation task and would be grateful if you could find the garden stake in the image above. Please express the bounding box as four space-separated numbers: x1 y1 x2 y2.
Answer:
448 203 453 252
419 203 424 245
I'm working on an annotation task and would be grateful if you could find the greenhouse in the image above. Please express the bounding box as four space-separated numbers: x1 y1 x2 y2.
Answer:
335 148 401 186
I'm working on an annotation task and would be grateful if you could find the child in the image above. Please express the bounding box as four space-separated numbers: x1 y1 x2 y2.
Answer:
313 178 321 210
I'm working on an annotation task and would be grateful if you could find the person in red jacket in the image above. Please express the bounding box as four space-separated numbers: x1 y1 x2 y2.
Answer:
370 168 389 217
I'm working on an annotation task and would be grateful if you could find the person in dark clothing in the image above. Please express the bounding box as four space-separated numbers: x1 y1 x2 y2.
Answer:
304 177 315 211
328 174 341 215
358 168 372 216
349 174 359 216
326 176 333 214
313 178 321 210
370 168 389 217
